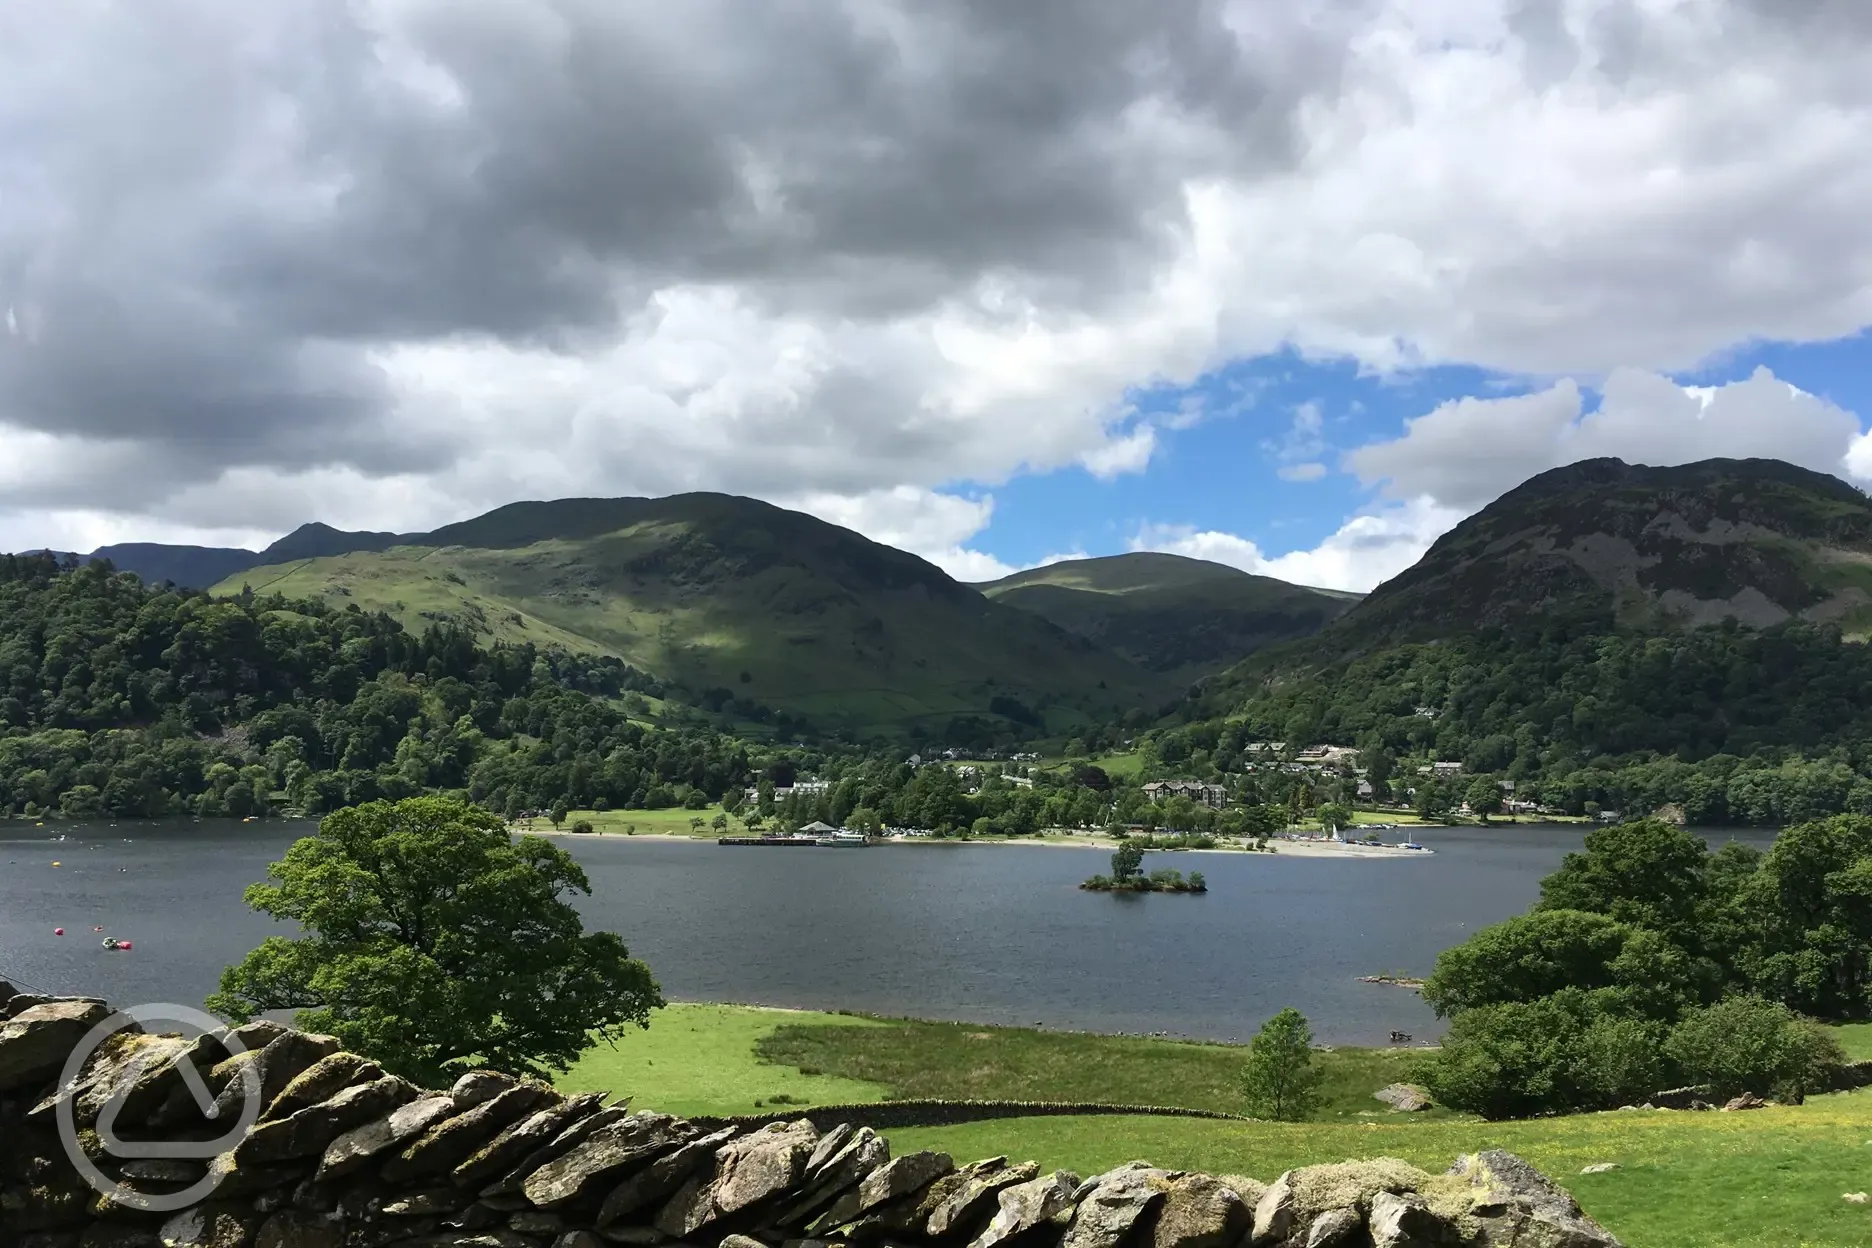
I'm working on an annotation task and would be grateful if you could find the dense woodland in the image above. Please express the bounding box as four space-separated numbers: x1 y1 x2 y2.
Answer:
0 555 748 819
1150 615 1872 826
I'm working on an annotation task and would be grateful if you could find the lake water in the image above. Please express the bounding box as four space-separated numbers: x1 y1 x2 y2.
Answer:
0 820 1779 1045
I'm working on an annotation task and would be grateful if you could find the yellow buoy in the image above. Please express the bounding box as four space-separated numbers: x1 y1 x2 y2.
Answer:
51 860 60 867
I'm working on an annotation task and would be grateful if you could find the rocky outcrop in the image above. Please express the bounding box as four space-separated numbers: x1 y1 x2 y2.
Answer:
0 992 1624 1248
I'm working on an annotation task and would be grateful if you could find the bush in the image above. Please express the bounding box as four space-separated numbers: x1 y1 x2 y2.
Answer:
1423 989 1670 1119
1665 996 1845 1100
570 820 595 835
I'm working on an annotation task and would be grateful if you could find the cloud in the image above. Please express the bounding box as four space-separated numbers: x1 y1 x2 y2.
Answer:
1132 498 1464 593
5 0 1872 560
1277 462 1327 482
1347 366 1867 510
784 486 1017 580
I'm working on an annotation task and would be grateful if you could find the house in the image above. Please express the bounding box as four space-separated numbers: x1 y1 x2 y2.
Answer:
1356 780 1375 799
1243 741 1287 754
1415 762 1464 777
743 778 833 803
1142 779 1229 808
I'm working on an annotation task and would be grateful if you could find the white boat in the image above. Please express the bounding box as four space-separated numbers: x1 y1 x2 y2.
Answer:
817 830 870 847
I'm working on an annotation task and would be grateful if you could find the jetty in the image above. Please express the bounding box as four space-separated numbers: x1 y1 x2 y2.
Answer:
717 835 820 847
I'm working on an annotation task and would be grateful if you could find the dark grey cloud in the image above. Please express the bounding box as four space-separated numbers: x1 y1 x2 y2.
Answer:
0 0 1356 510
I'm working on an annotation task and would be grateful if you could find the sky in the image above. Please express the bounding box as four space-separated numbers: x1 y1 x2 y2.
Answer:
3 0 1872 593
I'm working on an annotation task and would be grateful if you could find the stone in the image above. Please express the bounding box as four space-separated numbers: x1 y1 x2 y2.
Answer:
597 1126 742 1225
809 1148 951 1233
386 1084 559 1181
1060 1163 1173 1248
1150 1173 1251 1248
259 1054 383 1123
1843 1192 1868 1204
717 1237 765 1248
211 1033 342 1122
445 1204 508 1231
31 1031 196 1129
482 1106 636 1197
925 1158 1039 1240
80 1228 163 1248
1303 1207 1363 1248
1449 1150 1623 1248
1250 1174 1294 1247
316 1093 458 1180
1720 1094 1766 1112
1579 1164 1619 1175
417 1233 537 1248
555 1235 604 1248
656 1120 819 1237
0 1000 113 1093
1367 1190 1458 1248
227 1021 289 1052
773 1127 887 1226
235 1076 419 1163
1373 1084 1433 1113
965 1170 1082 1248
453 1071 521 1109
528 1113 694 1210
804 1123 856 1177
120 1158 208 1185
715 1120 828 1217
201 1150 310 1201
454 1092 607 1188
252 1211 341 1248
509 1212 565 1235
596 1229 667 1245
158 1203 258 1248
381 1189 470 1216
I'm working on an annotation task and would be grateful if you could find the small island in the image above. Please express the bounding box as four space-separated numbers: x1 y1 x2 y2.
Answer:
1081 841 1207 893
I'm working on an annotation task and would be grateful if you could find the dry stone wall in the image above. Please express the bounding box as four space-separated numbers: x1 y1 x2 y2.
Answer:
0 992 1623 1248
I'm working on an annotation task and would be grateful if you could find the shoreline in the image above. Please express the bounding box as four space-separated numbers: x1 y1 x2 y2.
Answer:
511 825 1436 858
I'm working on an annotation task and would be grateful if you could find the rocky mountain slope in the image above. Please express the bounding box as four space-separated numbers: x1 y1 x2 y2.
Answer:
1331 457 1872 647
204 494 1163 736
978 553 1357 681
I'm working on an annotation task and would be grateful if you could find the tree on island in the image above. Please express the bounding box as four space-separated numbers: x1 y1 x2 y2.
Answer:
209 796 663 1085
1241 1007 1323 1121
1111 840 1145 884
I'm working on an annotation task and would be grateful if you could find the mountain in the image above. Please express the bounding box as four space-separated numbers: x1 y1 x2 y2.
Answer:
209 493 1167 736
1328 457 1872 648
977 552 1359 680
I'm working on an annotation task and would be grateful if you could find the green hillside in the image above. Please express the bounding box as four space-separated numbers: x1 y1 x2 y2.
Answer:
1333 456 1872 648
978 552 1357 680
1162 458 1872 827
215 494 1166 737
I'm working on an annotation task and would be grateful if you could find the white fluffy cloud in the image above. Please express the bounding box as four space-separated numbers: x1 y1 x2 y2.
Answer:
1347 366 1868 509
4 0 1872 563
1132 498 1465 594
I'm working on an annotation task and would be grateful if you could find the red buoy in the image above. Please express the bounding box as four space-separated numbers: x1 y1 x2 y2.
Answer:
53 927 63 935
116 940 131 950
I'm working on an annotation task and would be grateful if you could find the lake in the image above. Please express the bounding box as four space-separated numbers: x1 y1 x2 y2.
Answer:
0 820 1778 1045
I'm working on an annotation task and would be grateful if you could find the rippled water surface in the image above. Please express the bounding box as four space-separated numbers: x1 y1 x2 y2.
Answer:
0 820 1776 1044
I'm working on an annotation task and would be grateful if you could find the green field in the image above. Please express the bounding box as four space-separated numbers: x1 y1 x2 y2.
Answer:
562 1003 1872 1248
514 807 730 837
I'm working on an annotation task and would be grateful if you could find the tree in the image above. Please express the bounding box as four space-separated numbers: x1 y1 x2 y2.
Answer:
1315 802 1352 834
1240 1008 1323 1121
1423 909 1649 1017
1413 779 1450 822
1665 996 1844 1100
1110 840 1145 884
208 797 663 1085
1538 819 1714 953
1464 777 1502 821
549 801 569 829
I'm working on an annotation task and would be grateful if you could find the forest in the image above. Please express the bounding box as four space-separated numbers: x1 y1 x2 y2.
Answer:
1151 615 1872 826
0 554 749 819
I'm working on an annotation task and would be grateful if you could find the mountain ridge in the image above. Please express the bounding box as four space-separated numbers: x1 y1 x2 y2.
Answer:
978 551 1359 680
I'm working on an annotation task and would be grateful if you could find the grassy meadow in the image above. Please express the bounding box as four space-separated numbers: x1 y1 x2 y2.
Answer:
558 1003 1872 1248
